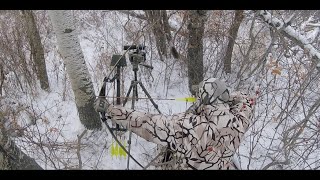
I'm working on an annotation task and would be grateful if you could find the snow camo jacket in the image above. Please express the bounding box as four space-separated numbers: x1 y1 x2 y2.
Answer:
105 78 256 170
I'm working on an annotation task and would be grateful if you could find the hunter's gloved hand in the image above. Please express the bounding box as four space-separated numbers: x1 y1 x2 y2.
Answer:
94 97 110 113
229 86 260 107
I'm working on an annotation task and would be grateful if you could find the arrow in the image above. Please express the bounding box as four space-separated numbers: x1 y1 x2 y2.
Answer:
97 96 197 102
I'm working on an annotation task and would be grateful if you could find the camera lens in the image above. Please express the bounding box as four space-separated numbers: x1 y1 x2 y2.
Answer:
123 45 146 50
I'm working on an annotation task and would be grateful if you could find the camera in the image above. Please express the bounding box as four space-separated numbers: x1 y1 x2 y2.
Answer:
110 44 152 72
124 44 146 64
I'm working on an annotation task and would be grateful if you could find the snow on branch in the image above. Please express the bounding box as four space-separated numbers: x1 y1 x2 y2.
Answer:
258 10 320 69
306 23 320 27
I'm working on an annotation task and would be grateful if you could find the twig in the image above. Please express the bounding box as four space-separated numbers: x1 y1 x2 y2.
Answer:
76 129 87 169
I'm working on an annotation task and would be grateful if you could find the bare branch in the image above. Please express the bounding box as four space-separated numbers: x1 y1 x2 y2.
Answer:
116 10 147 21
76 129 87 169
258 10 320 68
306 23 320 27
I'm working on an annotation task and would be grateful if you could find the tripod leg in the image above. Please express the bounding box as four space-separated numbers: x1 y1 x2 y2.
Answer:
126 81 138 170
123 81 134 106
126 130 133 169
138 81 161 114
135 85 138 102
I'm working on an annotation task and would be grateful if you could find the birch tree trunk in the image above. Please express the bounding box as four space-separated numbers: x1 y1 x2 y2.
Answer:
22 10 50 91
48 10 101 130
187 10 207 95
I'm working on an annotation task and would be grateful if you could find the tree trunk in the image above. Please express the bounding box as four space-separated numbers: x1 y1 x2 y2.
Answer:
0 64 4 96
161 10 172 44
21 10 50 91
161 11 180 59
0 120 43 170
187 10 207 95
223 10 244 74
48 10 101 130
145 10 172 60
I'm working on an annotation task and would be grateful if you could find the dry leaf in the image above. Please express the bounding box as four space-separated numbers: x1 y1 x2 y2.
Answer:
49 127 58 132
271 68 281 75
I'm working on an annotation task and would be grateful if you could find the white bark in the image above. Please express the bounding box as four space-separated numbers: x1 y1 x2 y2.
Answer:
48 10 101 129
258 10 320 68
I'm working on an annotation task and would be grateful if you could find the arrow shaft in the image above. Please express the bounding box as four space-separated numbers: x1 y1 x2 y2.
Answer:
97 96 179 101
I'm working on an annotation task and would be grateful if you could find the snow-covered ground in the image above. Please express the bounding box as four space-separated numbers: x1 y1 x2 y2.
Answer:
2 10 320 170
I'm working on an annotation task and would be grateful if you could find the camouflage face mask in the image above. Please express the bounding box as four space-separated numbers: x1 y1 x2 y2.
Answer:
196 78 230 106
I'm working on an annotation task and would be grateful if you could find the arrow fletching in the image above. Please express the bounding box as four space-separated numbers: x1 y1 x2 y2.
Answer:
119 140 127 158
111 139 127 158
111 140 118 157
175 97 197 102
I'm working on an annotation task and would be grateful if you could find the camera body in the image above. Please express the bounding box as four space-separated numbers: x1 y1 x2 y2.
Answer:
129 52 146 64
124 45 146 64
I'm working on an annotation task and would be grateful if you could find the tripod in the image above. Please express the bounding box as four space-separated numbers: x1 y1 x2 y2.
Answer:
123 58 161 169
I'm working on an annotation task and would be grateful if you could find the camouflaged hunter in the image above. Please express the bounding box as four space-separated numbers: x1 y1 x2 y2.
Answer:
94 78 257 170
